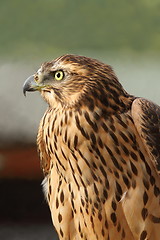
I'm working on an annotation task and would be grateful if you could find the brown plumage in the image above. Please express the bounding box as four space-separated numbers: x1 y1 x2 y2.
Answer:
23 55 160 240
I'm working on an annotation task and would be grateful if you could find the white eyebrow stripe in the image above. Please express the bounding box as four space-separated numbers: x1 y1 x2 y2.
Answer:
37 68 42 74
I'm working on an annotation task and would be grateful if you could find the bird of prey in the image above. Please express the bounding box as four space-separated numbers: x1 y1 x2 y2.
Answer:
23 55 160 240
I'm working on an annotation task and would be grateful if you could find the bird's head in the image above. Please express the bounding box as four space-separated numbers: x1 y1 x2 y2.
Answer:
23 54 132 112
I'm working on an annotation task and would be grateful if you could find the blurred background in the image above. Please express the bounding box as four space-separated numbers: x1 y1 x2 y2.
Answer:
0 0 160 239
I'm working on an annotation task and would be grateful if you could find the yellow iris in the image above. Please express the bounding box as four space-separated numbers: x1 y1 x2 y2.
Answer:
55 70 64 81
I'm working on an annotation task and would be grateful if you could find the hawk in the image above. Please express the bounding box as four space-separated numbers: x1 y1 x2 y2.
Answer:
23 55 160 240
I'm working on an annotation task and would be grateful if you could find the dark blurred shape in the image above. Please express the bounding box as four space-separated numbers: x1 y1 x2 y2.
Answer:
0 148 58 239
0 179 58 239
0 179 48 222
0 146 42 179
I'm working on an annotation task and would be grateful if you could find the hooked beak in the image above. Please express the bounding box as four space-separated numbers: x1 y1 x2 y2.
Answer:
23 75 40 96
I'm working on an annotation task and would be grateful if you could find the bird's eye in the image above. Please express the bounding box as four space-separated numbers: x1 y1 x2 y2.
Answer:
54 70 64 81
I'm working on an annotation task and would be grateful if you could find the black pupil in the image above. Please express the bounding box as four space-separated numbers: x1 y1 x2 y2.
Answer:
56 72 61 78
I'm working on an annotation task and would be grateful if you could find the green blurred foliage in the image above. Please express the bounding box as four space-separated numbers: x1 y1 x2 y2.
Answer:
0 0 160 59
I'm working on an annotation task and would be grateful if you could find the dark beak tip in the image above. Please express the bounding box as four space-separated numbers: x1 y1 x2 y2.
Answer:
22 82 28 97
23 75 35 96
23 89 26 97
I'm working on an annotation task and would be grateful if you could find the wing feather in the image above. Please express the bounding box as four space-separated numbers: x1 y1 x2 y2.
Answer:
131 98 160 173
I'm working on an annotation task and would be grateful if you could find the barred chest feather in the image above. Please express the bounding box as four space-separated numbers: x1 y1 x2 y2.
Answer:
40 105 149 183
39 104 160 240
